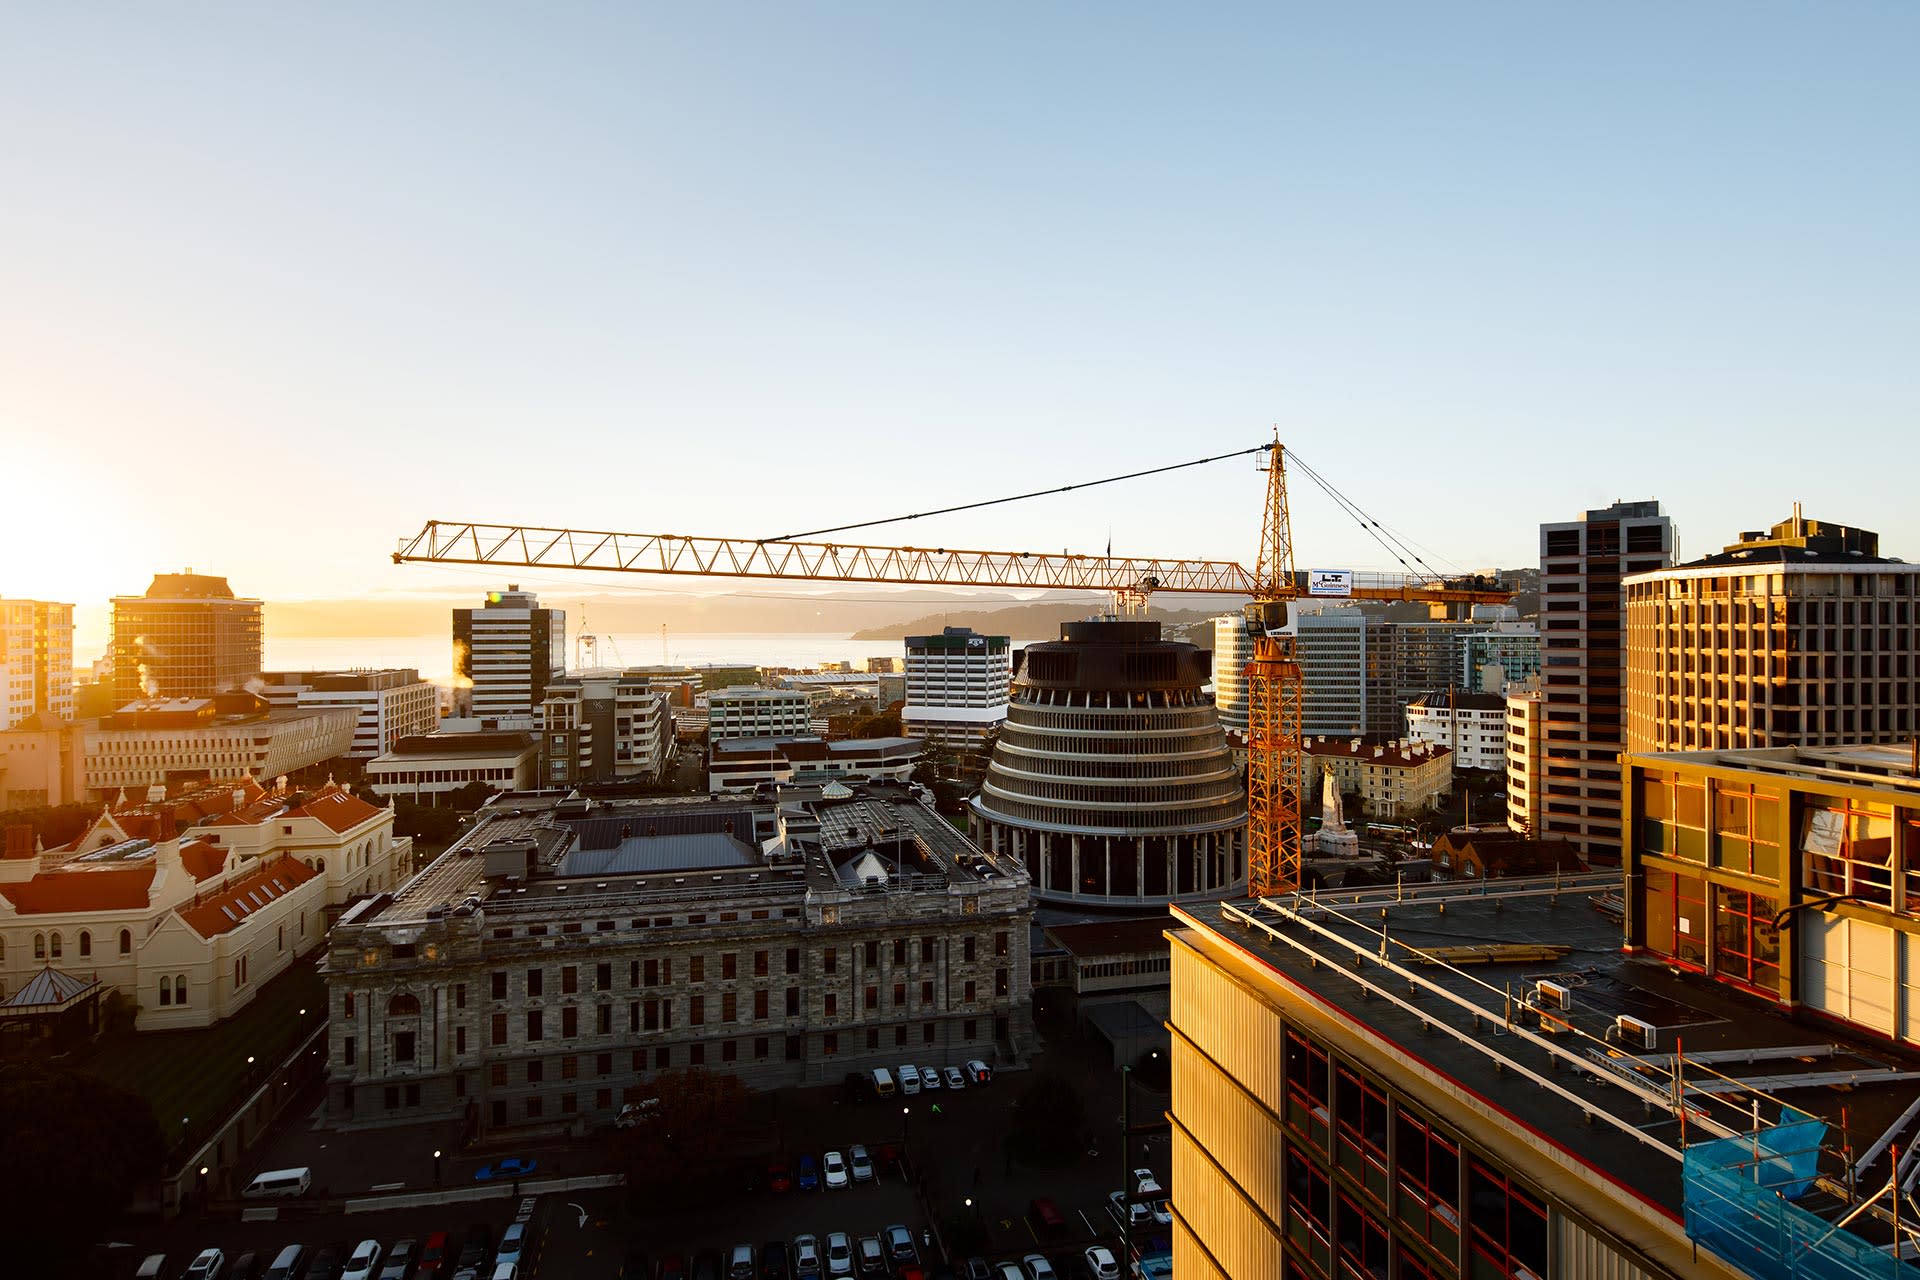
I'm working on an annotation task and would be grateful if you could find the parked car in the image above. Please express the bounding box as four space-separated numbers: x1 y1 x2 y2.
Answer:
897 1063 921 1095
691 1253 724 1280
658 1256 687 1280
1108 1189 1154 1231
943 1065 966 1090
229 1252 263 1280
1132 1173 1171 1227
842 1071 873 1104
1083 1247 1120 1280
728 1242 756 1280
184 1249 227 1280
795 1152 820 1191
454 1224 493 1274
416 1234 450 1275
489 1264 518 1280
621 1249 651 1279
792 1234 821 1279
496 1224 527 1266
848 1144 874 1183
309 1242 353 1280
1027 1197 1067 1235
135 1256 167 1280
994 1266 1025 1280
474 1158 537 1181
824 1232 853 1279
341 1241 383 1280
961 1260 992 1280
882 1225 917 1267
767 1160 793 1193
855 1235 887 1279
822 1150 849 1190
615 1098 661 1128
918 1066 941 1091
759 1240 790 1280
964 1059 992 1085
1021 1256 1056 1280
379 1238 417 1280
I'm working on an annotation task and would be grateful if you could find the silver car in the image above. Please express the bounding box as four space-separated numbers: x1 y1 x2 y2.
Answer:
825 1231 854 1278
793 1234 823 1279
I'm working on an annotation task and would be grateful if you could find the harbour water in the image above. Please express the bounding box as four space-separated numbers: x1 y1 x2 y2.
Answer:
263 632 1045 687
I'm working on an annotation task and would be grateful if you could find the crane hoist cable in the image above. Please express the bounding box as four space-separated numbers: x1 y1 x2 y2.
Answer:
1286 450 1451 584
765 442 1270 543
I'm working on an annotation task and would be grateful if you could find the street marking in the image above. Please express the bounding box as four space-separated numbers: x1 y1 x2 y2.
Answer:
371 1181 405 1191
567 1200 588 1228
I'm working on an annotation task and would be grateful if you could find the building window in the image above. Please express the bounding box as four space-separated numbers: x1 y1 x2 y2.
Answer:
754 950 768 978
596 962 612 991
527 968 544 998
1396 1109 1461 1258
492 1013 507 1045
491 1063 508 1087
1285 1030 1331 1146
562 965 578 995
526 1010 543 1042
1804 800 1896 908
963 980 976 1003
785 1036 803 1061
1285 1148 1331 1267
892 983 906 1008
159 977 172 1006
388 992 420 1016
755 989 769 1020
492 971 508 1000
343 1035 355 1065
893 938 907 965
49 932 61 960
175 972 187 1003
824 994 837 1018
723 992 738 1022
1467 1160 1547 1279
33 934 43 961
561 1055 579 1080
921 937 935 963
824 947 837 975
963 936 976 962
865 986 879 1011
994 930 1009 958
456 1027 467 1055
562 1006 579 1038
823 1033 838 1056
723 953 738 980
691 996 705 1026
527 1060 544 1084
1642 867 1709 969
722 1040 738 1063
690 955 705 983
394 1032 416 1062
1714 887 1782 996
119 929 132 956
865 940 879 967
786 947 800 975
1335 1192 1389 1280
1335 1066 1388 1203
78 931 91 958
920 980 934 1006
455 983 466 1009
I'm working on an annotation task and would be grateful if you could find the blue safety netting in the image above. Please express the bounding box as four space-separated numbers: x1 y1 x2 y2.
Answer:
1685 1107 1916 1278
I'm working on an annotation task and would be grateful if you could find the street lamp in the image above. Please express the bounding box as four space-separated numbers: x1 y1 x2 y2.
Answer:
433 1148 443 1186
901 1105 911 1161
1121 1064 1134 1267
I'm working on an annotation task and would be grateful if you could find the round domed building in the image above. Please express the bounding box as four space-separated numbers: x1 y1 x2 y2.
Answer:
967 618 1247 905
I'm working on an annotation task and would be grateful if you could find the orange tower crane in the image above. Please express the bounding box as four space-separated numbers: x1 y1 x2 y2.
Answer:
394 440 1508 894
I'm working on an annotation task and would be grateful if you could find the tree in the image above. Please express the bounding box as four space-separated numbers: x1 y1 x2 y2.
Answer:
0 1061 163 1273
0 802 100 851
1007 1073 1086 1168
614 1068 758 1209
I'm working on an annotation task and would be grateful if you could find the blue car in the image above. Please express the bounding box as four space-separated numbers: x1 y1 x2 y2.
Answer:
474 1157 539 1181
795 1152 820 1192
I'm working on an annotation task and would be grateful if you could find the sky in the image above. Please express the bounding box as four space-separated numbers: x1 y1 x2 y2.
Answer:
3 3 1916 639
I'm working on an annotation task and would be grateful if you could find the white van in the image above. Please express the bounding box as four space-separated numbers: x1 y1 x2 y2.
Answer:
242 1166 314 1199
897 1063 921 1095
134 1256 167 1280
870 1067 896 1098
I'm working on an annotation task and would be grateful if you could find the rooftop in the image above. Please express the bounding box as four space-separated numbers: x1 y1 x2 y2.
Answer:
1626 743 1920 797
1044 916 1175 959
1175 878 1920 1258
1303 736 1452 766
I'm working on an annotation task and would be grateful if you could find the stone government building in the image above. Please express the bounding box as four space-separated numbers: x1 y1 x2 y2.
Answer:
323 781 1033 1132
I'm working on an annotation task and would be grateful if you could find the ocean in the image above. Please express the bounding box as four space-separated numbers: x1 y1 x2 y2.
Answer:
261 632 1044 686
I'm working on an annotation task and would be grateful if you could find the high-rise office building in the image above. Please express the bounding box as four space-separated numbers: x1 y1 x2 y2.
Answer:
1295 610 1370 737
1452 621 1541 692
111 573 263 706
1503 686 1545 835
1210 614 1253 733
1536 501 1673 861
1624 513 1920 753
539 670 673 786
453 586 565 726
0 598 74 728
706 686 812 744
900 627 1011 752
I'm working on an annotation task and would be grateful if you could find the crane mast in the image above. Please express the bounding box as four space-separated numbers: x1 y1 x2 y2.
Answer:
393 440 1509 901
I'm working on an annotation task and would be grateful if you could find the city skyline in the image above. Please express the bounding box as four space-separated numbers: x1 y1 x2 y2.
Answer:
4 4 1916 613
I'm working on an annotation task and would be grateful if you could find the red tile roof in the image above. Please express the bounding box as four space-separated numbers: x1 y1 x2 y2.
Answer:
285 786 385 834
180 838 229 883
176 856 321 940
0 866 157 914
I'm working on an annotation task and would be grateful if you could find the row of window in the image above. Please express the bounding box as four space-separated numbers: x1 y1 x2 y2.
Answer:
21 928 131 961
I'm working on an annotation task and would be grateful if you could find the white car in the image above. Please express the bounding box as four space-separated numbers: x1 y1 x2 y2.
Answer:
920 1065 941 1091
1084 1246 1121 1280
341 1241 382 1280
1133 1168 1172 1226
1022 1255 1057 1280
793 1234 822 1279
964 1058 992 1085
943 1065 966 1089
497 1223 527 1264
183 1251 226 1280
490 1265 518 1280
825 1231 854 1278
823 1148 850 1190
1109 1189 1153 1230
994 1266 1025 1280
848 1143 875 1183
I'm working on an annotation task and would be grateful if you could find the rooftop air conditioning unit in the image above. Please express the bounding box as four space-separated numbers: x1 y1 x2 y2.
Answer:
1533 979 1573 1011
1614 1015 1658 1051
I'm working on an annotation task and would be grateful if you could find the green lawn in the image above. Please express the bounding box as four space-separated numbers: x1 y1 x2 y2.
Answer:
80 957 326 1153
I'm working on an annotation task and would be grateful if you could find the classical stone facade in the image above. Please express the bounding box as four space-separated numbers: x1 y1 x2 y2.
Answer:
323 782 1033 1131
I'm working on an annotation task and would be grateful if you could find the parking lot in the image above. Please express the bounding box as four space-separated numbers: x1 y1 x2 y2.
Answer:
113 1026 1169 1279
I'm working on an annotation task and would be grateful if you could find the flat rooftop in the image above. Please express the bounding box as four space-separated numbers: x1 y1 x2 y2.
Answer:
1630 743 1920 796
1175 877 1920 1240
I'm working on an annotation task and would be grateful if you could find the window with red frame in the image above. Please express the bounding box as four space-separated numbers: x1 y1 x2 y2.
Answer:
1334 1191 1389 1280
1468 1159 1547 1279
1335 1066 1389 1203
1713 887 1781 996
1285 1147 1332 1273
1286 1030 1331 1147
1394 1109 1461 1261
1642 867 1707 969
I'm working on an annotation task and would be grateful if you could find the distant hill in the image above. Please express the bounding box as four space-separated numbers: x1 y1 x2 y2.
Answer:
851 602 1225 642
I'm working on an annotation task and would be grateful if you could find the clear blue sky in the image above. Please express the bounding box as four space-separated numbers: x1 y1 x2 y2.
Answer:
3 3 1915 621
